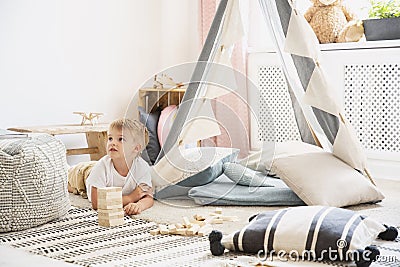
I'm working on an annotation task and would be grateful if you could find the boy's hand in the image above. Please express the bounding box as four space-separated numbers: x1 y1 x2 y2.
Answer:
124 202 142 215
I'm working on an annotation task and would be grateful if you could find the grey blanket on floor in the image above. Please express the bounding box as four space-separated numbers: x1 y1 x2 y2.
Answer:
188 174 305 206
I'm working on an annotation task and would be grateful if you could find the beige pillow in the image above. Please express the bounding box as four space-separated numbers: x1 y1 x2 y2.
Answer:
271 152 385 207
240 141 324 174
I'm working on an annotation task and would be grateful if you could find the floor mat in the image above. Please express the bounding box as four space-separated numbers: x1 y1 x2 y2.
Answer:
0 207 399 267
0 207 247 267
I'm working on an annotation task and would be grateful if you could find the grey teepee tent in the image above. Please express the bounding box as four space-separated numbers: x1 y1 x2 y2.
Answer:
150 0 383 207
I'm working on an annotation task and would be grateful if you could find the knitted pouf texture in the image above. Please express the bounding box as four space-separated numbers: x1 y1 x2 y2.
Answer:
0 134 70 232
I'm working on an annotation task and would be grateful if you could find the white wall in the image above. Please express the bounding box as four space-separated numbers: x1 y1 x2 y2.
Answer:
0 0 200 164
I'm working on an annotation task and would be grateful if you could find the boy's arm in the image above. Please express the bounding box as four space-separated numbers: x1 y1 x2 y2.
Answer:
138 195 154 210
90 186 98 210
122 183 152 206
123 184 154 215
124 195 154 215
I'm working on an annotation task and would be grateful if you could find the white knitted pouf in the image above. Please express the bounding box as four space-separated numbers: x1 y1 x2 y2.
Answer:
0 134 70 232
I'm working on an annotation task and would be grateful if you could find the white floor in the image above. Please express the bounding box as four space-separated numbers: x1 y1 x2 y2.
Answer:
0 244 77 267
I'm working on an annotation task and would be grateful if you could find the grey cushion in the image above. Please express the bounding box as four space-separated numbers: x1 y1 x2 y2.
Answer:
138 107 161 165
223 162 279 187
188 174 304 206
221 206 386 262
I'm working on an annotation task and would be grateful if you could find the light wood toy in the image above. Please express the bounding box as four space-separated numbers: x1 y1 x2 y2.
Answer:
73 112 104 126
149 208 239 237
97 187 124 227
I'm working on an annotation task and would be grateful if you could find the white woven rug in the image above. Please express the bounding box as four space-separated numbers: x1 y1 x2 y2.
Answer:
0 208 399 267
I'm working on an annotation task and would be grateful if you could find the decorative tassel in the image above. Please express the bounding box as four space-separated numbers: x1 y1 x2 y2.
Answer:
378 224 398 241
353 245 380 267
209 230 225 256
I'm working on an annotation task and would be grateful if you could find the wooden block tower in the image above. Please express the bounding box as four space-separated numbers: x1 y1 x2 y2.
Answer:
97 187 124 227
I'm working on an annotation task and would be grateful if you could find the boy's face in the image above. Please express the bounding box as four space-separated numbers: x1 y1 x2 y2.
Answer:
107 127 140 161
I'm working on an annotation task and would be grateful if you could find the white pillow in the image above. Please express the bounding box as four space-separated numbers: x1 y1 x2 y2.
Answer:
270 152 385 207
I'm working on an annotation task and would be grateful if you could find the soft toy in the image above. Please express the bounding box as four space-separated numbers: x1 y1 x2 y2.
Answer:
209 206 398 267
304 0 364 43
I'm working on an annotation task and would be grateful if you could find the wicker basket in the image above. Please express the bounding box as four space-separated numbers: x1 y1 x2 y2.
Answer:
0 134 70 232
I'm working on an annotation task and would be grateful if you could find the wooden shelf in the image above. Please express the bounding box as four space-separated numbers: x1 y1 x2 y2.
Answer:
139 87 186 113
8 124 109 160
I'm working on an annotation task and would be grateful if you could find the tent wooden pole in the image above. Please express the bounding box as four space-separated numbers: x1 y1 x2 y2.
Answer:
364 168 377 186
155 0 228 163
306 121 322 148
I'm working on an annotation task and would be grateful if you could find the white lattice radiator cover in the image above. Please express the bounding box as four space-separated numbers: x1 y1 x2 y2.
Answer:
344 63 400 153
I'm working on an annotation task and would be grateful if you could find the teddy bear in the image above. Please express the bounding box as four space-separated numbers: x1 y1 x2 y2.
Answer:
304 0 364 44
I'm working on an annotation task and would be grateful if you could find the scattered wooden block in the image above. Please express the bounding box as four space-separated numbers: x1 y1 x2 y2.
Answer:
175 228 187 236
208 213 239 222
182 217 192 228
221 215 239 222
150 229 160 236
186 224 200 236
193 214 206 221
210 218 224 224
198 224 213 237
159 224 169 234
215 207 222 214
148 210 237 236
190 219 206 227
168 224 177 234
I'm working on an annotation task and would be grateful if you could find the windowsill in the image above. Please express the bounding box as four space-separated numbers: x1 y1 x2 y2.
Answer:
247 39 400 54
321 39 400 51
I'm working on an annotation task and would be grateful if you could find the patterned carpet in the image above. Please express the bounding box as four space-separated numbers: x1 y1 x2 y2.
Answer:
0 207 399 267
0 207 247 267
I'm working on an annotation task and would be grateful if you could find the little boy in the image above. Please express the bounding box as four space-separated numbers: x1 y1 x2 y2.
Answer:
86 118 153 215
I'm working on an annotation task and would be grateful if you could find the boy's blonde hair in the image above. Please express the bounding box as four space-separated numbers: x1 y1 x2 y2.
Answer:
109 118 149 152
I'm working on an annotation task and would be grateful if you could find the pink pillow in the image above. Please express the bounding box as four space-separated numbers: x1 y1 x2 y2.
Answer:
157 105 178 147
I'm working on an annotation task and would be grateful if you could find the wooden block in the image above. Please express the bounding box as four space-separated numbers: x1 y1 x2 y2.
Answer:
208 213 239 222
98 217 124 227
97 187 122 194
210 218 223 224
97 202 123 210
215 207 222 214
159 224 169 234
97 191 122 200
198 224 213 237
186 224 200 236
150 229 160 236
98 208 123 216
193 214 206 221
175 228 187 236
175 223 184 229
219 215 239 222
190 219 206 227
97 188 122 208
168 224 177 234
97 199 122 207
182 217 192 228
98 211 124 221
98 198 123 205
